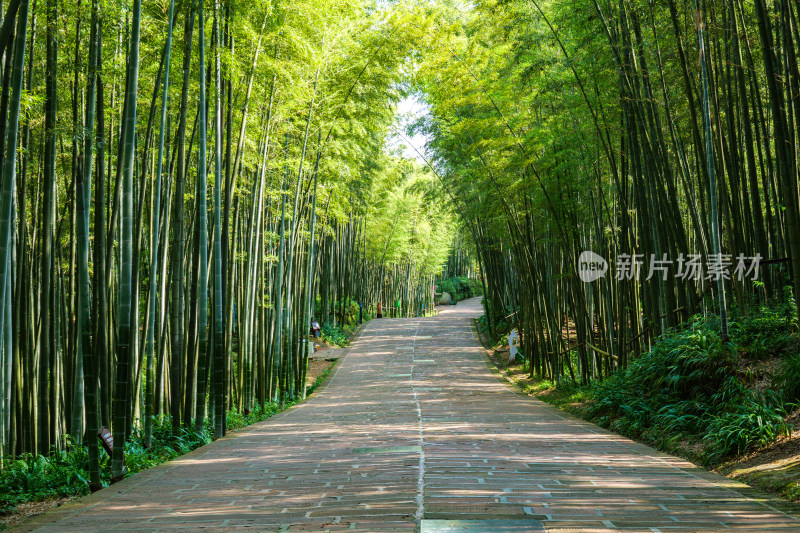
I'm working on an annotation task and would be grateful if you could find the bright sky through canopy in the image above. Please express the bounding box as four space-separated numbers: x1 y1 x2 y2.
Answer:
388 93 431 163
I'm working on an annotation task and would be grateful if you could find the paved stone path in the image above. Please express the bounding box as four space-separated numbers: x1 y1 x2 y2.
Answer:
16 298 800 532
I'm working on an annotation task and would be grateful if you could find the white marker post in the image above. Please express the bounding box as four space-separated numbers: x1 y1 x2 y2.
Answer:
508 329 520 365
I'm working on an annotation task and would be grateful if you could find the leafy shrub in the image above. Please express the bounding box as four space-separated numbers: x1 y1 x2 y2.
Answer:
225 401 284 432
703 390 790 464
588 316 793 465
592 321 732 408
320 323 349 346
335 298 360 325
123 418 210 474
734 310 792 344
0 446 91 514
436 276 483 303
746 333 797 360
730 289 798 358
477 311 512 347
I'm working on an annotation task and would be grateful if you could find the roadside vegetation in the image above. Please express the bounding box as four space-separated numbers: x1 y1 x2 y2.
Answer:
436 276 484 304
314 298 365 347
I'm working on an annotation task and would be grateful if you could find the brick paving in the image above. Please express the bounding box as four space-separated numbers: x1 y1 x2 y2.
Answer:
15 298 800 532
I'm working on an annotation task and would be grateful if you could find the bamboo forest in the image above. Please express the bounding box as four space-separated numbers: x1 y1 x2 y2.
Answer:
2 0 800 529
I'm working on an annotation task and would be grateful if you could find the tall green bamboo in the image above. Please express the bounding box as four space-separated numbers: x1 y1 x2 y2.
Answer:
112 0 142 481
145 0 175 447
696 0 728 341
193 0 210 435
274 141 288 405
170 4 196 431
301 143 321 399
0 0 29 462
77 0 100 488
38 0 58 455
212 0 226 439
283 68 319 403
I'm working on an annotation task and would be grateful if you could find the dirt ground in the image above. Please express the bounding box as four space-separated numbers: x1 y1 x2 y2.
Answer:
306 341 341 388
306 357 337 387
0 497 74 530
716 408 800 502
306 354 338 387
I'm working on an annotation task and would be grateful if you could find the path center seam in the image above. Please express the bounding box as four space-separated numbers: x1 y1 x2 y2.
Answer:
412 318 425 522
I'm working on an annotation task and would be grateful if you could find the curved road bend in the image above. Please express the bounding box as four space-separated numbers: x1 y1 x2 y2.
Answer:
15 297 800 532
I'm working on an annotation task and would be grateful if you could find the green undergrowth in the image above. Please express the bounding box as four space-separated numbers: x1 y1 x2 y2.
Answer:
320 322 351 347
502 296 800 471
436 276 483 303
477 301 515 346
0 445 94 517
224 401 289 433
314 296 370 347
587 315 794 466
523 379 592 415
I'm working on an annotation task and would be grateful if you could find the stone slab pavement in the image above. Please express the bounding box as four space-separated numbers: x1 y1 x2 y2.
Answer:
14 298 800 532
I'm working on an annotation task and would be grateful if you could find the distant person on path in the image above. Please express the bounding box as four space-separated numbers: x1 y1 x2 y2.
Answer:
311 319 321 338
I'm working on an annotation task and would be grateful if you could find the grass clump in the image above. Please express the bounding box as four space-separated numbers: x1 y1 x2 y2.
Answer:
730 296 797 359
0 445 92 515
320 323 350 347
587 311 794 466
225 401 286 432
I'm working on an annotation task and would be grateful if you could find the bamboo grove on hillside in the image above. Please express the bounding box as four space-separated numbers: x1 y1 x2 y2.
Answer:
415 0 800 384
0 0 455 482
